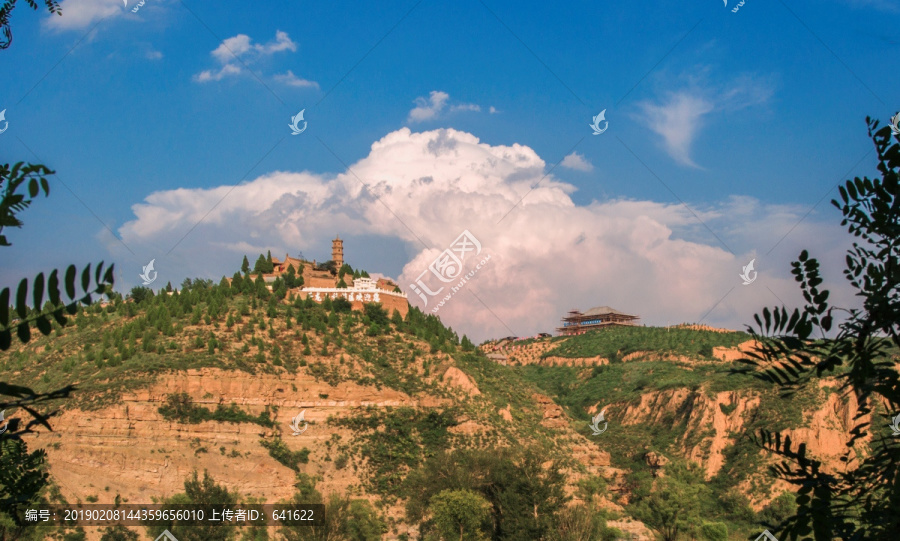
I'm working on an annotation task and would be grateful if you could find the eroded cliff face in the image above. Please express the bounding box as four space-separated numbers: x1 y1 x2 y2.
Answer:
615 388 760 479
595 378 868 508
29 367 441 507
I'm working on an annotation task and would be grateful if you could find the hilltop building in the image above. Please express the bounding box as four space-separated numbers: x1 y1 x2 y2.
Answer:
332 235 344 270
300 276 408 317
556 306 639 336
248 236 409 317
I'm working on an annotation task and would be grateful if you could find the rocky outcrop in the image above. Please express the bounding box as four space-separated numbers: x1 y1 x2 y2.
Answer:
644 451 669 477
441 366 481 395
534 393 568 429
712 340 762 362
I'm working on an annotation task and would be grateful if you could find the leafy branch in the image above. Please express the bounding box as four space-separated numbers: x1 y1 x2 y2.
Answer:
734 118 900 540
0 0 61 49
0 262 115 350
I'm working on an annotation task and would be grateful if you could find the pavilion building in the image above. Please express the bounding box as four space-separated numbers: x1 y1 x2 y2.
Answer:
556 306 639 336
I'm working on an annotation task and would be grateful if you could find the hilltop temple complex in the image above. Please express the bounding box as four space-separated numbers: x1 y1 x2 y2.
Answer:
556 306 639 335
258 236 409 318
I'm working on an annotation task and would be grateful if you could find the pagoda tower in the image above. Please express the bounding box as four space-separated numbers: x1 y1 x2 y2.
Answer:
332 235 344 270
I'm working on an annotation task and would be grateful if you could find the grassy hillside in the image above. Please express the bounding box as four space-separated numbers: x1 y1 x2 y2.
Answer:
541 325 751 361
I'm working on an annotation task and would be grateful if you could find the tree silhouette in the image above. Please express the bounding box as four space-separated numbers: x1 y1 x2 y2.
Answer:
1 162 114 432
737 118 900 540
0 160 113 541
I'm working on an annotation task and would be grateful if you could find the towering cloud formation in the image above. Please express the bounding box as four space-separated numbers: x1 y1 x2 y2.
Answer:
119 128 850 341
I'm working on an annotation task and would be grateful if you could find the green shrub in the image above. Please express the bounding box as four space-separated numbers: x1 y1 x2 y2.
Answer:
259 437 310 471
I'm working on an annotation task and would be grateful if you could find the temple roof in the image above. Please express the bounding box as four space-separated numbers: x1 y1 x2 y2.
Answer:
582 306 636 317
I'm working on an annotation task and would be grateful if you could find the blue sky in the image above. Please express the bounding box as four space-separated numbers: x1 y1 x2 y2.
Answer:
1 0 898 341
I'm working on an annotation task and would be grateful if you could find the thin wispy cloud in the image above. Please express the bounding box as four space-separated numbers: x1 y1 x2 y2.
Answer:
638 73 775 167
639 93 714 168
274 70 320 89
560 151 593 172
194 30 311 85
407 91 481 123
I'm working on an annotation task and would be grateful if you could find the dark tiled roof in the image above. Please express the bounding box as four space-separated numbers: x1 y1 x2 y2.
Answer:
582 306 636 317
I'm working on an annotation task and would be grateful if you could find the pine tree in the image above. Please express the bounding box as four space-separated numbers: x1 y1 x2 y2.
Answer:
253 254 268 273
241 255 250 273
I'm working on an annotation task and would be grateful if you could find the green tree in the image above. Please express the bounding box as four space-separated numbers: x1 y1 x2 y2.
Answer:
241 255 250 274
0 437 49 539
253 254 273 274
738 118 900 541
128 286 152 304
99 525 139 541
404 448 569 540
280 481 385 541
150 471 238 541
391 309 403 330
363 303 389 327
429 489 490 541
332 297 352 313
630 460 707 541
548 504 619 541
284 265 298 288
344 499 387 541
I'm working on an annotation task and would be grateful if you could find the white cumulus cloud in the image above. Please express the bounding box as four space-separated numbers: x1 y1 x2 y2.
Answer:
560 151 594 172
408 91 481 123
194 30 311 85
117 128 853 342
45 0 121 30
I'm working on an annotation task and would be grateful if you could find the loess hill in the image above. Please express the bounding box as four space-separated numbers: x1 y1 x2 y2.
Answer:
3 272 891 540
